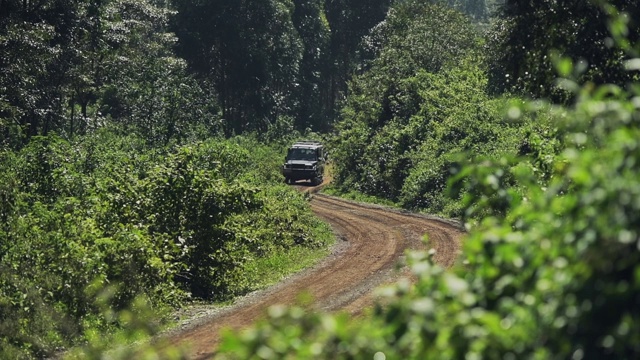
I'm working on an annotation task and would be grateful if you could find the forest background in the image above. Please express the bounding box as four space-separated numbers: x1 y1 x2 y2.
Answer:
1 0 640 358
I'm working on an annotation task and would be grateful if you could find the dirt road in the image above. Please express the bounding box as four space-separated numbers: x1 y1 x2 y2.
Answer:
163 187 464 359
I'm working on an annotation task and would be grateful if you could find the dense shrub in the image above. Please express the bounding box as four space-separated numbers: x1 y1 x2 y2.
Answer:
397 64 528 215
332 55 542 218
0 131 330 357
328 2 528 217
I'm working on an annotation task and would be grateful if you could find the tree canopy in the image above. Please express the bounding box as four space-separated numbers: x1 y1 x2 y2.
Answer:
487 0 640 100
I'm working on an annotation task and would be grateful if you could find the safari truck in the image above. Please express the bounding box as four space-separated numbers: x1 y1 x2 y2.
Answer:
281 141 325 185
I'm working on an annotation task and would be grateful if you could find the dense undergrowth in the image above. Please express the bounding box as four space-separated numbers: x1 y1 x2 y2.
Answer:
0 129 332 358
327 1 560 219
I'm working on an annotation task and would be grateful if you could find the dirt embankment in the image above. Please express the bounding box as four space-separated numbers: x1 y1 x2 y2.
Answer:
161 184 464 359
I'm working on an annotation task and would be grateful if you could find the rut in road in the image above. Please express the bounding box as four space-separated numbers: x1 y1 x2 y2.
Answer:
162 192 464 359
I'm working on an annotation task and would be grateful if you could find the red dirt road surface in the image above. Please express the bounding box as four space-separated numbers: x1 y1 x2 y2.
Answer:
162 186 464 359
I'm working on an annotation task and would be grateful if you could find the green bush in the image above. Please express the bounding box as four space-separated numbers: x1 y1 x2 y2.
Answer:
0 131 332 358
330 2 481 205
332 55 538 218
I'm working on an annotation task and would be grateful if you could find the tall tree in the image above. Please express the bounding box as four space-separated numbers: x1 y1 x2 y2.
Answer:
487 0 640 100
291 0 331 131
332 0 480 200
0 0 218 146
171 0 397 134
96 0 219 144
324 0 393 118
172 0 304 135
0 0 88 142
446 0 488 20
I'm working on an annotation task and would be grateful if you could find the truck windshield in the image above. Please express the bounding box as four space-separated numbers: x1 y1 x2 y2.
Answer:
287 148 317 161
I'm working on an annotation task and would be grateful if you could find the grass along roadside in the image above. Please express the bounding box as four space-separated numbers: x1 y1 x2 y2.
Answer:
243 233 335 291
163 218 335 327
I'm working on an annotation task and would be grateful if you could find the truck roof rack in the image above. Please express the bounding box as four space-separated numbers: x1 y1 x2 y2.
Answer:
292 140 322 147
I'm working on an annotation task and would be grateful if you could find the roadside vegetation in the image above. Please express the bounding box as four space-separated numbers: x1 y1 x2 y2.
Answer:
0 129 333 357
2 0 640 358
327 0 557 219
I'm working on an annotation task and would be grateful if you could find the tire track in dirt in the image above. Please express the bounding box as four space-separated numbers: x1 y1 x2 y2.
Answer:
162 188 464 359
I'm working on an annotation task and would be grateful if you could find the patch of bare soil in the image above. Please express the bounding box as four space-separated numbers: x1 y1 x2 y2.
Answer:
159 181 464 359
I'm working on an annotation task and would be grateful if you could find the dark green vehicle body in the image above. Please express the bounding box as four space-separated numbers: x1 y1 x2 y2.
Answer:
281 141 325 185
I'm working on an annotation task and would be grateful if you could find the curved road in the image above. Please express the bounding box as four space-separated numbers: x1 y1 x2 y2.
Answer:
164 188 464 359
